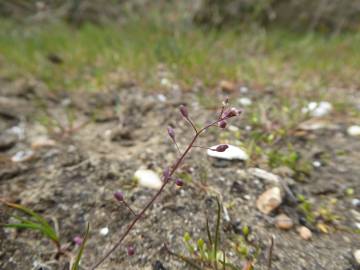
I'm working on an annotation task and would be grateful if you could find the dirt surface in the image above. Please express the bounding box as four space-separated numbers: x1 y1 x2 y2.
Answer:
0 80 360 270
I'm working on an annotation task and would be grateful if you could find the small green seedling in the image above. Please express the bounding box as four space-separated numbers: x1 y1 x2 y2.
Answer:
71 223 90 270
1 201 61 251
167 197 252 270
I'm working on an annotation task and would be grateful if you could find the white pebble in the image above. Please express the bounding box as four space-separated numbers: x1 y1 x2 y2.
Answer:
347 125 360 136
99 227 109 236
302 101 332 117
238 97 252 106
11 150 34 163
353 249 360 265
134 169 162 189
312 160 322 168
207 144 248 161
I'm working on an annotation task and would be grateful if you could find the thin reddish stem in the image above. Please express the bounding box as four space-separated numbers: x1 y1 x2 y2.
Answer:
91 108 236 269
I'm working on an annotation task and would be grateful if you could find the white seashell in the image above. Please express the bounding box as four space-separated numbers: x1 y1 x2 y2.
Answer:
134 169 162 189
207 144 248 161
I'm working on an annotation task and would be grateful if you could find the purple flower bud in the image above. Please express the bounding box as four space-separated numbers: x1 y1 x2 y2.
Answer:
114 191 124 202
223 107 242 118
167 126 175 141
127 245 135 256
73 236 83 246
175 178 184 187
214 144 229 152
219 121 227 129
179 105 189 118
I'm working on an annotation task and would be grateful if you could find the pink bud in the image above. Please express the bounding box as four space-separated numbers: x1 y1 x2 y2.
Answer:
167 126 175 141
114 191 124 202
175 178 184 187
127 245 135 256
219 121 227 129
179 105 189 118
223 107 242 118
73 236 83 246
214 144 229 152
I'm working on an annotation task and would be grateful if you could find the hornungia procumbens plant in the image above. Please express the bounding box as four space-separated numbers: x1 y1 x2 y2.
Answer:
1 98 243 269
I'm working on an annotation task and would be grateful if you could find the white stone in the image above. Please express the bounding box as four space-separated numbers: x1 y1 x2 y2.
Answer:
354 250 360 265
160 78 171 87
297 226 312 240
157 94 167 102
312 160 322 168
11 150 34 163
238 97 252 106
31 137 56 150
228 125 239 132
248 168 280 184
256 187 282 214
347 125 360 136
240 86 249 93
302 101 332 117
134 169 162 189
207 144 248 161
99 227 109 236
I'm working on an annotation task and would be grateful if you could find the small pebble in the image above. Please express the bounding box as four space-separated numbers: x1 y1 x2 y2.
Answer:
354 249 360 265
11 150 34 163
347 125 360 136
297 226 312 240
275 214 294 230
352 199 360 208
240 86 248 93
134 169 162 189
99 227 109 236
219 80 235 93
238 97 252 106
256 187 282 214
312 160 322 168
31 137 56 150
302 101 332 117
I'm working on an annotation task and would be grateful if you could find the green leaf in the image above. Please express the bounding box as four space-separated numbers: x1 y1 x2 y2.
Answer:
72 223 90 270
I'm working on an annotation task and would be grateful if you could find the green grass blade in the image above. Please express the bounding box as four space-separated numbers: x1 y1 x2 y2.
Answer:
72 223 90 270
3 222 42 231
3 202 59 242
166 248 203 270
206 217 213 246
214 197 221 270
4 202 50 227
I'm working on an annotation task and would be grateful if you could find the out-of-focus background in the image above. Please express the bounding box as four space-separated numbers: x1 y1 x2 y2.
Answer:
1 1 360 270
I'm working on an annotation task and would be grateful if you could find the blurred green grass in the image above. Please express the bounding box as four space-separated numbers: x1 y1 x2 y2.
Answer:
0 17 360 92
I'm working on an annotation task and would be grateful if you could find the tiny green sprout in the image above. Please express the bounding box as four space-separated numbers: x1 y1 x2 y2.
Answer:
183 232 195 254
71 224 90 270
197 238 206 259
242 225 250 237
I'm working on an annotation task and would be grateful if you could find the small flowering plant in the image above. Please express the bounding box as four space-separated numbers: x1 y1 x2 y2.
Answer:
1 98 242 270
92 98 242 269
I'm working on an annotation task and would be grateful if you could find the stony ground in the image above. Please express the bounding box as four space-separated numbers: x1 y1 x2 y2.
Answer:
0 79 360 270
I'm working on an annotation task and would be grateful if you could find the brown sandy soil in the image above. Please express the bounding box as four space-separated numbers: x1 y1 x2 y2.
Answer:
0 80 360 270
